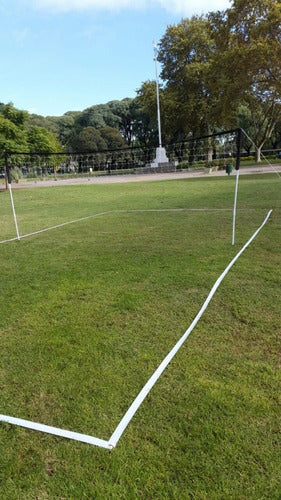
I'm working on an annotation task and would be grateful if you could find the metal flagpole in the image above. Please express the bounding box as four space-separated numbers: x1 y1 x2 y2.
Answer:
153 39 162 149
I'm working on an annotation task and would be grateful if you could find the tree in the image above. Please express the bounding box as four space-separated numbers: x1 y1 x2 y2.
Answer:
0 102 28 127
158 16 221 140
27 126 62 153
236 105 253 154
29 113 80 147
135 81 161 147
0 103 64 181
107 99 136 144
70 99 137 144
266 119 281 149
74 103 119 130
55 115 76 145
69 127 107 152
210 0 281 160
0 116 28 153
99 126 126 150
0 103 29 158
225 0 281 94
238 95 281 161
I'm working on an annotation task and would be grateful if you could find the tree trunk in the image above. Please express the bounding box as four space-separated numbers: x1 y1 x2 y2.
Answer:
207 145 213 163
255 145 261 162
207 126 213 163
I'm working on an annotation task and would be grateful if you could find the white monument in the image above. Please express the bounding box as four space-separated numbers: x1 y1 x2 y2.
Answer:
151 40 169 168
152 146 169 166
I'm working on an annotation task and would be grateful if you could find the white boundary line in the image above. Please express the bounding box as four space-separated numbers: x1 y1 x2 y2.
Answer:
0 208 230 244
109 209 272 447
0 415 112 449
0 210 272 449
0 210 114 244
0 207 240 245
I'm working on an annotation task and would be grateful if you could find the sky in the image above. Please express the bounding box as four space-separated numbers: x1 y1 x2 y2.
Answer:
0 0 231 117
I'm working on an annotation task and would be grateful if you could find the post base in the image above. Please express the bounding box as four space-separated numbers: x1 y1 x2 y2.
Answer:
150 147 169 167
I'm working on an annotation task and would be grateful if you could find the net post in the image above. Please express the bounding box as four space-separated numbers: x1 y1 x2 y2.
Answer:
232 129 242 245
4 151 10 190
6 152 21 241
235 128 242 171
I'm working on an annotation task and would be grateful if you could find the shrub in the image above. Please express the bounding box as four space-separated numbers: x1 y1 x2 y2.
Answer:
177 162 189 170
241 156 255 161
10 167 23 183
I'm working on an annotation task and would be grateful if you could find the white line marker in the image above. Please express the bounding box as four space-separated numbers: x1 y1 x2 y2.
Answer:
0 414 112 449
0 210 113 244
0 210 272 449
109 209 272 447
0 208 236 245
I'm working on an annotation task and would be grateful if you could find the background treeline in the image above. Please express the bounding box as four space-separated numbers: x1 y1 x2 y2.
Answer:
1 0 280 161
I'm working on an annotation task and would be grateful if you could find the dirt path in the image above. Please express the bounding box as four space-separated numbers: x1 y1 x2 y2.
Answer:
6 163 281 189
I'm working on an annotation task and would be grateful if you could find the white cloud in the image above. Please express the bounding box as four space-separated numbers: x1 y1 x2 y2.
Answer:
31 0 231 15
157 0 231 15
31 0 146 11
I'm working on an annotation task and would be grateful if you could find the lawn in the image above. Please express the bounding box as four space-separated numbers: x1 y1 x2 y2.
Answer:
0 174 280 499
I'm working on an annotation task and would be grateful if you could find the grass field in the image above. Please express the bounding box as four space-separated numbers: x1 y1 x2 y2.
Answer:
0 174 280 499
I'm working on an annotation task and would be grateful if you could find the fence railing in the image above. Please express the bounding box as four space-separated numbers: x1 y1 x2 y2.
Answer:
3 129 279 185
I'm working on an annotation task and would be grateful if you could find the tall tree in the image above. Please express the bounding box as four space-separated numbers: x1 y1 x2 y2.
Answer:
135 81 161 147
99 126 126 150
69 127 107 153
106 98 141 145
0 103 29 154
266 118 281 149
210 0 281 160
27 126 62 153
237 95 281 160
0 116 28 153
0 102 28 127
158 16 221 139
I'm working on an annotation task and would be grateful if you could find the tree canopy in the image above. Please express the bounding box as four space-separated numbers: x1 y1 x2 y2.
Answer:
1 1 280 160
209 0 281 158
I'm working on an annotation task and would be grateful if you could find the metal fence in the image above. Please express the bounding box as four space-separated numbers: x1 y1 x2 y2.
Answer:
2 128 257 185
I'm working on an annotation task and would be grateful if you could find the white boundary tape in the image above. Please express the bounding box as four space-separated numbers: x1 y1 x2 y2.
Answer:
0 210 272 449
0 210 114 245
0 415 112 449
1 207 236 245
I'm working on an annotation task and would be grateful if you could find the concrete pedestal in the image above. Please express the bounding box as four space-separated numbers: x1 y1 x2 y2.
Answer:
151 147 169 167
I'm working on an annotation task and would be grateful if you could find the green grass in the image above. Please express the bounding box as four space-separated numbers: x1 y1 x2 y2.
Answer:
0 174 280 499
240 158 281 166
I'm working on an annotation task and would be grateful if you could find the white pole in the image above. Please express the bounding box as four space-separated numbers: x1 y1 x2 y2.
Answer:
8 183 20 241
153 40 162 148
232 169 240 245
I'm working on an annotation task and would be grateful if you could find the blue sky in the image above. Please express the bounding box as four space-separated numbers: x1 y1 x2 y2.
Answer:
0 0 231 117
